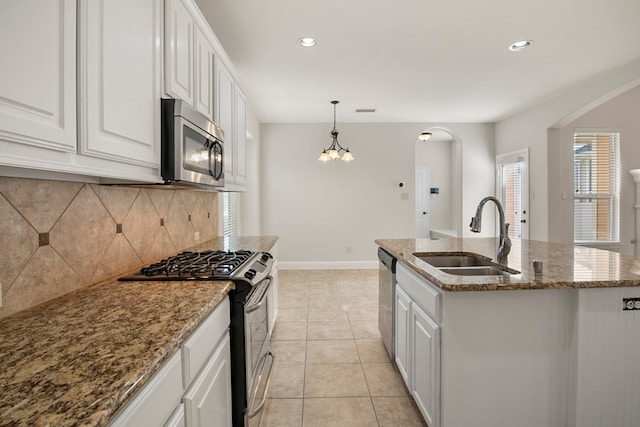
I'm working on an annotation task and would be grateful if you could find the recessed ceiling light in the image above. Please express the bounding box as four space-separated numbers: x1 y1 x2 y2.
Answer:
298 37 317 48
509 40 533 52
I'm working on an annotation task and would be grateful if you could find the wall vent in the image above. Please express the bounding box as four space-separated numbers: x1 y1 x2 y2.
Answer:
355 108 376 113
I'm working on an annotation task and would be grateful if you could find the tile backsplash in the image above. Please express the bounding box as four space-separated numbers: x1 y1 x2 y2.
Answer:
0 177 219 318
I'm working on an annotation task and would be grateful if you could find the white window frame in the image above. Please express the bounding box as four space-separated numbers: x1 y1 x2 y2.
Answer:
573 129 620 246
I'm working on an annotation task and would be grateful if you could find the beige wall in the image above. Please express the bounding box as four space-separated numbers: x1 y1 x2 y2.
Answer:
548 85 640 254
0 177 219 317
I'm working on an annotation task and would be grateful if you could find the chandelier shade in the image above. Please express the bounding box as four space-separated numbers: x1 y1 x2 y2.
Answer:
319 100 354 162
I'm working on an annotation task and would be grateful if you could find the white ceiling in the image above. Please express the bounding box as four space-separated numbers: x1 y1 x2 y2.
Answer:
195 0 640 124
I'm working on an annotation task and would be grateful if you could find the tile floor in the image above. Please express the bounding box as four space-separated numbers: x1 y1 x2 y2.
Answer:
260 269 426 427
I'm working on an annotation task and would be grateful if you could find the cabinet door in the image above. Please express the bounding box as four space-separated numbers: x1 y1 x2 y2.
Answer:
216 60 235 183
79 0 161 167
411 303 440 427
194 25 214 121
184 334 232 427
395 285 411 388
0 0 76 153
165 0 194 105
233 87 247 186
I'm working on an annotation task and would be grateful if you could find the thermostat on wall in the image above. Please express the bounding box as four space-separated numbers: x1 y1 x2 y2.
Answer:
430 188 439 194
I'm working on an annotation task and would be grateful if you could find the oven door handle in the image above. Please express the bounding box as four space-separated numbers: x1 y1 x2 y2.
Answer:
246 350 275 419
245 276 272 314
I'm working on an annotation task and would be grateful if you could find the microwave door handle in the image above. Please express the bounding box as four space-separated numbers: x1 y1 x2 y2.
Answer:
212 140 223 180
207 141 215 177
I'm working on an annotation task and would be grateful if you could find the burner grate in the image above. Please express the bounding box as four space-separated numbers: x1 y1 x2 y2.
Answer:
138 250 254 279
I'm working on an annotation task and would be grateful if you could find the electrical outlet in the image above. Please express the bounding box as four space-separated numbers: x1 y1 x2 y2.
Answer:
622 297 640 310
194 231 200 241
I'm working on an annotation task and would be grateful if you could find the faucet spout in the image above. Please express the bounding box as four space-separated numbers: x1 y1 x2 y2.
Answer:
469 196 511 264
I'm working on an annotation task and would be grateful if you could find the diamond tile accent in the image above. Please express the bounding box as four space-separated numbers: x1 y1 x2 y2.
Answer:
0 193 38 290
49 186 115 282
0 246 84 318
165 194 195 250
122 191 162 263
0 177 220 317
0 177 82 232
91 184 139 223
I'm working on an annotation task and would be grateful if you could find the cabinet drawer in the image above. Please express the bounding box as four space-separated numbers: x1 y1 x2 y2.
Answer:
108 351 183 427
397 263 441 323
182 299 230 386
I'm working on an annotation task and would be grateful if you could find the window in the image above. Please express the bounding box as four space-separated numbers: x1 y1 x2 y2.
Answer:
222 192 239 236
497 149 529 240
573 131 620 244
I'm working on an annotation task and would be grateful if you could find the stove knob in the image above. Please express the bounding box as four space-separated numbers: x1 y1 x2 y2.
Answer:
245 269 256 280
261 253 272 261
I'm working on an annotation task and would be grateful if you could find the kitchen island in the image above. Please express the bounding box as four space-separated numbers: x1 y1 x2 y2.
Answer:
0 236 277 427
376 237 640 427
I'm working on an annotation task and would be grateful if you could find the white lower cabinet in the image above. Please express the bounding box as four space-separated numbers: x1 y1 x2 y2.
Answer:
410 301 440 427
395 263 441 427
394 285 411 386
108 351 184 427
108 300 231 427
183 334 232 427
165 405 186 427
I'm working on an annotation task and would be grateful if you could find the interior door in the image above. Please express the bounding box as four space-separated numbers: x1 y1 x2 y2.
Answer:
496 149 529 240
415 166 430 238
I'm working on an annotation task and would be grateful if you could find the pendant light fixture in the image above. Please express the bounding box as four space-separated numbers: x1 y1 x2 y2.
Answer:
318 100 354 162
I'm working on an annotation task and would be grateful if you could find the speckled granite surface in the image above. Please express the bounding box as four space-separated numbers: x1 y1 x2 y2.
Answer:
376 237 640 291
0 236 278 426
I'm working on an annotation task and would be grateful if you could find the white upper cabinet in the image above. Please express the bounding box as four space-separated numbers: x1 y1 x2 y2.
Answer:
215 57 247 190
194 25 215 120
216 59 235 182
78 0 162 168
165 0 195 107
0 0 76 155
234 87 247 187
0 0 163 183
165 0 215 121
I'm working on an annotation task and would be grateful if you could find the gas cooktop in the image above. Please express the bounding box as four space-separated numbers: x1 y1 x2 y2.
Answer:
119 250 255 281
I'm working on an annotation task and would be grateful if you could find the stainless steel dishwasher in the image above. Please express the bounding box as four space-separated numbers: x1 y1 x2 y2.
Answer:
378 247 396 360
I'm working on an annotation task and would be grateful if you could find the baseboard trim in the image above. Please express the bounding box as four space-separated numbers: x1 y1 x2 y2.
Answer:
278 261 378 270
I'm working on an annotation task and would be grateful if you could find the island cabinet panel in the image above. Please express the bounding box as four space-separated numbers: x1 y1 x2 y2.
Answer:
411 302 440 427
440 288 572 427
571 287 640 427
395 285 412 388
396 263 441 427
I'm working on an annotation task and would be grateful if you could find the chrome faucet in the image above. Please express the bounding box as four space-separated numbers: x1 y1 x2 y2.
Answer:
470 196 511 264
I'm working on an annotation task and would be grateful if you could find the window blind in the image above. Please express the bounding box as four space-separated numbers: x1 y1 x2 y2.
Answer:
498 157 524 239
573 131 620 243
223 192 239 236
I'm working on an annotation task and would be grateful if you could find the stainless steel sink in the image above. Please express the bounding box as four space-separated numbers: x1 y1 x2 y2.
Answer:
415 254 494 268
413 252 519 276
439 266 511 276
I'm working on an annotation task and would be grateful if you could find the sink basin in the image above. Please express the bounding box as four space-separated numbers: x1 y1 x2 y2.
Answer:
439 266 511 276
414 254 494 268
413 252 519 276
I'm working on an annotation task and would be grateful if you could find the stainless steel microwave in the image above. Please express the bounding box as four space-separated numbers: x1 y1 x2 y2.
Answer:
161 98 224 188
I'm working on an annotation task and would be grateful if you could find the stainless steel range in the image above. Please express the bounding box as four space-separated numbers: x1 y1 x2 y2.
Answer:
120 249 275 427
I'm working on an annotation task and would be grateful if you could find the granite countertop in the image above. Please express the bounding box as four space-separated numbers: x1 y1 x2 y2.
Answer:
376 237 640 291
0 236 278 426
